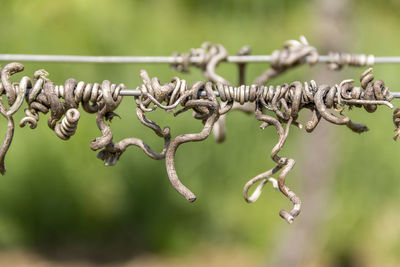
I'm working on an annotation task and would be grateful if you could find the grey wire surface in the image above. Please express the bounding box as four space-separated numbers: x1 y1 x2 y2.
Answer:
0 54 399 64
120 89 400 98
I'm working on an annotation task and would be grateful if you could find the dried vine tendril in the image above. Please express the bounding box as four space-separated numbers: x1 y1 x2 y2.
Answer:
0 62 128 173
0 60 396 223
0 58 396 224
170 36 377 145
133 68 393 223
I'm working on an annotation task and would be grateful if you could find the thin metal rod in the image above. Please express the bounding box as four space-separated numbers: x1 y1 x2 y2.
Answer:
119 89 400 98
0 54 400 64
392 92 400 98
18 87 400 102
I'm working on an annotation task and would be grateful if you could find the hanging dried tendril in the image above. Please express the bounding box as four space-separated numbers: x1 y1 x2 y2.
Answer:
132 68 393 223
0 36 396 224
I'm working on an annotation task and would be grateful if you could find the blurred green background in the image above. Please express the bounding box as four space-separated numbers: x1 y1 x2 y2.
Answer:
0 0 399 266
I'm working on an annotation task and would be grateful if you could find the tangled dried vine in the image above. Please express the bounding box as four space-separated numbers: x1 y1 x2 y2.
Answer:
170 36 377 144
0 62 126 173
131 68 392 223
0 36 396 224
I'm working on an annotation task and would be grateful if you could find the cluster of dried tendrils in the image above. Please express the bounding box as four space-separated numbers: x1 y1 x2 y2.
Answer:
0 36 397 224
133 68 393 223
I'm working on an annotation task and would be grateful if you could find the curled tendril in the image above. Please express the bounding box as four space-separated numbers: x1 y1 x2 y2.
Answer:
393 107 400 141
90 80 123 151
171 42 237 144
243 113 300 223
168 37 381 149
170 37 320 144
55 108 80 140
253 36 319 86
134 70 221 201
328 52 375 70
165 82 220 202
0 33 394 225
171 42 230 85
0 54 394 224
217 69 391 223
134 68 392 223
170 37 319 145
0 62 125 173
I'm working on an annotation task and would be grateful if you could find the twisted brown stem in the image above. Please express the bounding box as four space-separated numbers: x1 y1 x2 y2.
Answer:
0 61 396 224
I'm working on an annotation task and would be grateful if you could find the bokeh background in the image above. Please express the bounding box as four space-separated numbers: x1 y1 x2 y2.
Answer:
0 0 399 266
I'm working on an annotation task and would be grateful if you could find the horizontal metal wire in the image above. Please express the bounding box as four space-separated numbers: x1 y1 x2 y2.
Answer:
119 89 400 98
18 88 400 98
0 54 400 64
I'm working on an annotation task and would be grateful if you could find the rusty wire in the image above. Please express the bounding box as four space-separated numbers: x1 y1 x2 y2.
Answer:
0 36 399 224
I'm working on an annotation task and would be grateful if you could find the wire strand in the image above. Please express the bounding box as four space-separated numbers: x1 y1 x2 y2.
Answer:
0 54 399 64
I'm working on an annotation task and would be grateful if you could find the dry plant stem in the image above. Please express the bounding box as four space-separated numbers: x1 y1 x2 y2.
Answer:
171 36 376 87
55 108 80 140
171 42 252 143
193 43 230 143
97 137 168 166
90 80 123 151
242 112 299 223
217 69 391 223
328 52 375 70
0 60 397 224
253 36 319 86
236 46 251 86
171 39 316 143
249 111 300 223
0 115 13 174
314 84 350 124
0 62 126 173
96 107 171 166
393 107 400 141
165 83 219 202
115 137 167 160
171 38 329 143
209 49 251 142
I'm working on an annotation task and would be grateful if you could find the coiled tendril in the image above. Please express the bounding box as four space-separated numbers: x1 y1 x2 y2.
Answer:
170 37 321 144
133 68 393 223
328 52 375 70
0 59 396 224
253 36 319 86
0 62 125 174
